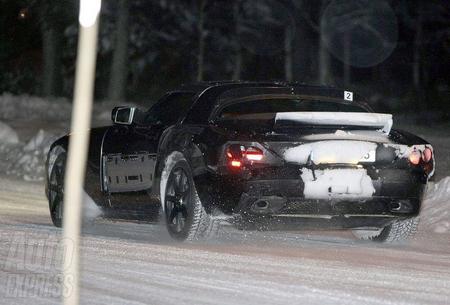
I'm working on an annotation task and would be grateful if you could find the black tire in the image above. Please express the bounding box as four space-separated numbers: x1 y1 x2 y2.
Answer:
163 159 219 241
47 147 66 228
353 217 419 242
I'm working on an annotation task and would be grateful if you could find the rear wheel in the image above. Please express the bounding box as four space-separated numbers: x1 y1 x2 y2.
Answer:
163 159 219 241
353 217 419 242
48 147 66 228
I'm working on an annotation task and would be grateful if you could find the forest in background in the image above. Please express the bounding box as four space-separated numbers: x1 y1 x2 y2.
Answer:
1 0 449 117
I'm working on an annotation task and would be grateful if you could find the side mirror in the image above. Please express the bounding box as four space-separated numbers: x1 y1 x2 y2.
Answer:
111 106 135 125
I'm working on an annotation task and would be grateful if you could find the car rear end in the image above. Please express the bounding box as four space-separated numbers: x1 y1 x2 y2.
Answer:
212 92 434 230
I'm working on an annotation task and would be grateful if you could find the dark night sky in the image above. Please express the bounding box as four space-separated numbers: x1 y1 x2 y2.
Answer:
0 0 449 116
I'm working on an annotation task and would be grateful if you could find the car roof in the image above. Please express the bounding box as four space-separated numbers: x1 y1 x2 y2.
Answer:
178 81 366 100
179 81 371 124
177 81 286 93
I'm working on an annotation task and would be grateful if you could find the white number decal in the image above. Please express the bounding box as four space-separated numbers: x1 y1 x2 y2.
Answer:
344 91 353 102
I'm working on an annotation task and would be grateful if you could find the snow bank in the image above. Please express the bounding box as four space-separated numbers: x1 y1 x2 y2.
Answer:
422 177 450 234
301 168 375 199
0 121 19 144
0 94 144 181
0 93 72 121
0 93 139 122
1 129 58 181
275 112 393 134
284 140 377 165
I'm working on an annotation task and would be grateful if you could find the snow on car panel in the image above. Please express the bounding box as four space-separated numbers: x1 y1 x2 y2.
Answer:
302 130 391 144
275 112 393 134
283 140 377 165
301 168 375 199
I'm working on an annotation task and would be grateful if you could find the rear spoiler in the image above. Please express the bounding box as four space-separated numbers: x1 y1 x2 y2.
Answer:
275 112 393 134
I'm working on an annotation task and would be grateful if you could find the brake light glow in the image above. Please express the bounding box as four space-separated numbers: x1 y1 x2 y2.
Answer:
243 146 264 161
408 150 421 165
422 148 433 163
230 160 242 168
225 144 264 170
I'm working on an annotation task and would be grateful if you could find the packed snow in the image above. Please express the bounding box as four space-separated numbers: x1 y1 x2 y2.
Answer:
0 129 58 181
275 112 393 134
0 93 449 304
0 93 72 121
0 94 139 181
0 177 449 305
301 168 375 199
422 177 450 234
302 129 391 143
0 121 19 144
0 93 136 122
284 140 377 165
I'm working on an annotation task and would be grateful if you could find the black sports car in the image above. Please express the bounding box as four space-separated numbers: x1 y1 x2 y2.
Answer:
45 82 434 242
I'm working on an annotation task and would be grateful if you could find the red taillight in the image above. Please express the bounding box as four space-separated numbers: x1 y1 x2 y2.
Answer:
226 145 264 169
230 160 242 168
408 150 421 165
408 147 433 166
243 146 264 161
422 148 433 163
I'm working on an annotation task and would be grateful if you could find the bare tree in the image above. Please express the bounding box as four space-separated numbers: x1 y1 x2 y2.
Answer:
318 0 332 85
108 0 129 101
413 8 423 92
232 0 242 80
343 31 351 85
38 0 65 97
292 0 332 85
284 24 294 82
40 20 63 96
196 0 207 81
397 0 450 96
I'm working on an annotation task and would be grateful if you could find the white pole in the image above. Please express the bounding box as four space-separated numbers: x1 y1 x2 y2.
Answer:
62 1 101 305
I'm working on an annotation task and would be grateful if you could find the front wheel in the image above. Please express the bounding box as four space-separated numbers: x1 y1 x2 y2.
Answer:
47 146 66 228
163 159 219 241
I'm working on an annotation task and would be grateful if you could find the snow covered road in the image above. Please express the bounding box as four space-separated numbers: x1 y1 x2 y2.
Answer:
0 177 449 305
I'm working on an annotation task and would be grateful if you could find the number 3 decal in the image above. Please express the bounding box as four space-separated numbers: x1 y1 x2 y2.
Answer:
344 91 353 102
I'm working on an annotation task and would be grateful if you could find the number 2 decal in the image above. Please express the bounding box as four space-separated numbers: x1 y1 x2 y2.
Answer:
344 91 353 102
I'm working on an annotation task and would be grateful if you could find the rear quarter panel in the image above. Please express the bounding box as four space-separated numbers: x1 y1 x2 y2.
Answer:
152 124 229 198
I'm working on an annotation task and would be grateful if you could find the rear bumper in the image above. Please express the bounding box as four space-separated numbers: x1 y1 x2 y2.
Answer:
208 167 427 228
234 193 423 230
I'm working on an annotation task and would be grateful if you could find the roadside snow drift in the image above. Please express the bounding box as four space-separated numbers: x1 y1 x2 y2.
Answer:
422 177 450 234
0 93 72 121
0 121 19 144
0 93 138 122
0 129 57 181
0 94 141 181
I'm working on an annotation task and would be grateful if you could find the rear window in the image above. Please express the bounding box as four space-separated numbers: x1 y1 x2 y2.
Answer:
219 99 368 119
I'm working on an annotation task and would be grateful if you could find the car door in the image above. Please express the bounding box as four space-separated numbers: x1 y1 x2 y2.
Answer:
100 91 196 200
